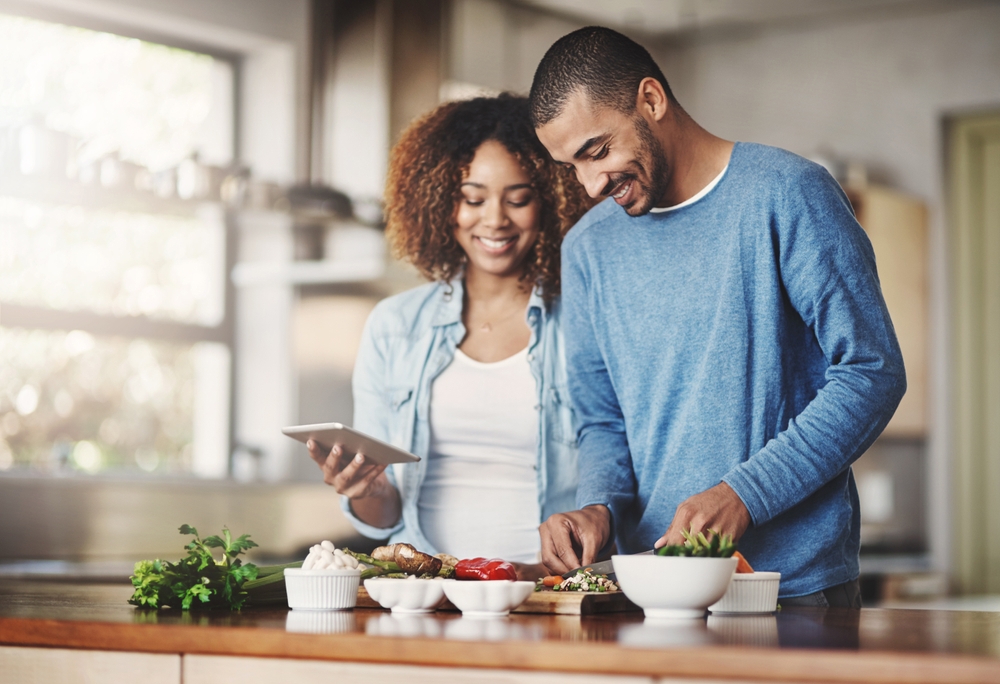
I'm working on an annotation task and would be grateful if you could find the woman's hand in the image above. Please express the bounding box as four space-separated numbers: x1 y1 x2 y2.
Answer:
307 440 390 500
307 440 402 529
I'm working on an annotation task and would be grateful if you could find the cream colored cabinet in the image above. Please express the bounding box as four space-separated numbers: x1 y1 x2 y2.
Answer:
183 655 654 684
847 185 929 438
0 646 180 684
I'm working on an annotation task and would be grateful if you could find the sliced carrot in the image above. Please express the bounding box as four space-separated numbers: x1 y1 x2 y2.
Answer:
542 575 563 587
733 551 754 574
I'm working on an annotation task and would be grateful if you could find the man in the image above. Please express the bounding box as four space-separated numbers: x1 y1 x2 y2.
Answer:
529 27 905 606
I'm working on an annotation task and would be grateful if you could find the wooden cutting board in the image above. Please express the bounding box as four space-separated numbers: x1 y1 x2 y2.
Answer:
514 589 639 615
356 587 639 615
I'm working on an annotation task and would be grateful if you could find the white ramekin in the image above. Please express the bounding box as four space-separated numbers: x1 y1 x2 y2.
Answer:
708 572 781 614
284 567 361 611
364 577 449 614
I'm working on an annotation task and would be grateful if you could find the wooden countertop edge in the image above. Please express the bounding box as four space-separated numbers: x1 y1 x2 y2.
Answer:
2 616 999 684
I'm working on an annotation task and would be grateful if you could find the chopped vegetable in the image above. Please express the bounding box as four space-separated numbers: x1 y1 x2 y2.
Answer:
655 528 736 558
535 569 618 593
733 551 754 573
454 557 517 581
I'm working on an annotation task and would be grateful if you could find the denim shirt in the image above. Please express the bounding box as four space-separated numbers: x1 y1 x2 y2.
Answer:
340 279 579 554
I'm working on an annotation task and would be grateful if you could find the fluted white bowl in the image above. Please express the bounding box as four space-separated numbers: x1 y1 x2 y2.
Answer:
284 567 361 610
708 572 781 614
363 577 449 614
612 555 737 619
441 580 535 618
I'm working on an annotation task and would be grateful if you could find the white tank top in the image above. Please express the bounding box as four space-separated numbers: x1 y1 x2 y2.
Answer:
418 347 541 563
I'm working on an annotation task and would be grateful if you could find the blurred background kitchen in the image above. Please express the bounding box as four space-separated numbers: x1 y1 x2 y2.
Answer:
0 0 997 607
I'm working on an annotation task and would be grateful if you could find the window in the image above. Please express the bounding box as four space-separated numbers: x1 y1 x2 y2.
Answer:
0 13 236 477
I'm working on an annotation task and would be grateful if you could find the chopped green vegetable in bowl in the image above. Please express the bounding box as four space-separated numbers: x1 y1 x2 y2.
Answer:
655 529 736 558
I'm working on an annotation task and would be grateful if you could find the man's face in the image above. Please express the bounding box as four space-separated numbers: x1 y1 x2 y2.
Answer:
536 90 670 216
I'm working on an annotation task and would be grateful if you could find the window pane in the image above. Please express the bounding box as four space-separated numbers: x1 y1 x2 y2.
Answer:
0 328 199 474
0 198 225 325
0 13 232 170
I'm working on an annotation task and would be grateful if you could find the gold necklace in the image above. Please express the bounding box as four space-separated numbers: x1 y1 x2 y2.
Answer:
467 303 525 333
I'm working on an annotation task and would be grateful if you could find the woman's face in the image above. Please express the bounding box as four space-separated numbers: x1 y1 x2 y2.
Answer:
455 139 540 280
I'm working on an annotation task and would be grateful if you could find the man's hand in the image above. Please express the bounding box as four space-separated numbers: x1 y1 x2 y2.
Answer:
656 482 751 548
539 505 611 574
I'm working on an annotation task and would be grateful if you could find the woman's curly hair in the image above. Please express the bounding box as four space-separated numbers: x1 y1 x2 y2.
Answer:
384 93 591 304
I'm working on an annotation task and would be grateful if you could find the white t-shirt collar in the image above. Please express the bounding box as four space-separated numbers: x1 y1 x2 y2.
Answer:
649 164 729 214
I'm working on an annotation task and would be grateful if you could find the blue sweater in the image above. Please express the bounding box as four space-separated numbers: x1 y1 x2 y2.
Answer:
563 142 906 597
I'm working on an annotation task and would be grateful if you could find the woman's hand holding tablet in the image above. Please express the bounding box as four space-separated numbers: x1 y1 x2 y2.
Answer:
282 422 420 466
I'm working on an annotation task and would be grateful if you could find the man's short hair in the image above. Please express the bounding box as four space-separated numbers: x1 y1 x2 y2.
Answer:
529 26 677 128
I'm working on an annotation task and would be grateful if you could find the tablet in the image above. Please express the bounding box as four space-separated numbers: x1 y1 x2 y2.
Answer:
282 422 420 465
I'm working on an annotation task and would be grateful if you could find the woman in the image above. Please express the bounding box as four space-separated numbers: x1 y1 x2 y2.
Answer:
308 95 590 575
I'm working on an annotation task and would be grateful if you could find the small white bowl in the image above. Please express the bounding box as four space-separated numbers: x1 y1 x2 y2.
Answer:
708 572 781 614
612 554 737 619
284 567 361 611
441 580 535 618
363 577 449 614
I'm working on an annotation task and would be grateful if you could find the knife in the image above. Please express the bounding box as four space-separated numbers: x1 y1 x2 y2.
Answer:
561 548 656 579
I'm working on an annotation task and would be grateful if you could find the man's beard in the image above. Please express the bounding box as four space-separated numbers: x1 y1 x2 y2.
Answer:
612 115 670 217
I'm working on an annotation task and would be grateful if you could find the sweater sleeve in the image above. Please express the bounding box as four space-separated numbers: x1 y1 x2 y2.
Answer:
722 167 907 525
340 307 404 540
563 234 637 526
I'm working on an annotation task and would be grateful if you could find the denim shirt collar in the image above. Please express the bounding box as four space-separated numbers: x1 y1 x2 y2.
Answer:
430 278 548 330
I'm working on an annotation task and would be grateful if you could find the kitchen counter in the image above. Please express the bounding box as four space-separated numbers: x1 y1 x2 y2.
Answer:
2 579 1000 683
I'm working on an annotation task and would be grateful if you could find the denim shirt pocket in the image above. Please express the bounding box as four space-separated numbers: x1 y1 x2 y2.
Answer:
387 386 414 447
548 384 578 447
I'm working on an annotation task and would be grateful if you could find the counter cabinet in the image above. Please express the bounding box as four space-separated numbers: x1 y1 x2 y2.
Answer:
2 580 1000 684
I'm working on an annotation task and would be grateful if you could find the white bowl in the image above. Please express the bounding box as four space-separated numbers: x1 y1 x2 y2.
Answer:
284 567 361 610
363 577 449 614
708 571 781 614
612 554 737 619
441 580 535 618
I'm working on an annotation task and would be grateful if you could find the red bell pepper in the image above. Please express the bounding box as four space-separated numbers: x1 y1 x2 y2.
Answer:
454 557 517 581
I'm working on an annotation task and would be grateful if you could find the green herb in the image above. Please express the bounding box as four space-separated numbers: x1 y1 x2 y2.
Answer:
655 528 736 558
129 525 261 611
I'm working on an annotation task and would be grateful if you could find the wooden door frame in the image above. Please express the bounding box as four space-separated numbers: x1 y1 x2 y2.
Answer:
948 111 1000 594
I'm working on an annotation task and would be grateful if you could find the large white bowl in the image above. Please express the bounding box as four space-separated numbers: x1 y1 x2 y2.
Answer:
284 567 361 611
708 571 781 614
441 580 535 618
363 577 449 614
612 554 737 619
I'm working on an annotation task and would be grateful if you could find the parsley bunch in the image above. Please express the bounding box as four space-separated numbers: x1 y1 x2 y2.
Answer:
129 525 260 610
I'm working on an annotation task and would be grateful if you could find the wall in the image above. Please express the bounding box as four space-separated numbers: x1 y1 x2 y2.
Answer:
651 1 1000 577
446 0 584 95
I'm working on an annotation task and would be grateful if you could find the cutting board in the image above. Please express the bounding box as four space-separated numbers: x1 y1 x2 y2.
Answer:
356 587 639 615
514 589 639 615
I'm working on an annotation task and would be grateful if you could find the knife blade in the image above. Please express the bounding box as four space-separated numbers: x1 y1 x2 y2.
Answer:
561 548 655 579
